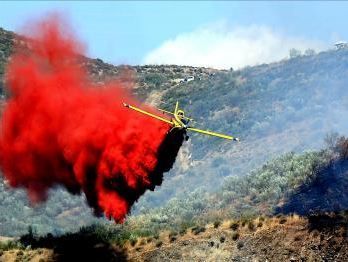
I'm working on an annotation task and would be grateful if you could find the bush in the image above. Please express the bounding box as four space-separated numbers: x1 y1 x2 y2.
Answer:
213 221 221 228
257 222 263 228
336 136 348 159
237 241 244 249
232 232 239 241
179 228 187 236
168 231 178 239
279 218 287 224
219 236 225 243
294 235 301 241
129 239 137 247
147 237 153 243
0 240 23 251
191 226 206 235
155 240 163 247
169 236 177 243
229 222 239 231
247 221 255 231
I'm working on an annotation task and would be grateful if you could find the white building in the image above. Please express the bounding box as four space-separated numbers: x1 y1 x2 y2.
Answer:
334 41 348 50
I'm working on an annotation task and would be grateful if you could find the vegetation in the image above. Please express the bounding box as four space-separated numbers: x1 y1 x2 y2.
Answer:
213 220 221 228
279 218 287 224
191 226 206 235
237 241 244 249
229 222 239 231
0 240 23 252
231 232 239 241
1 26 348 241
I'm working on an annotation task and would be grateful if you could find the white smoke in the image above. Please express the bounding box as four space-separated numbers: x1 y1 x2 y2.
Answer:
143 22 327 69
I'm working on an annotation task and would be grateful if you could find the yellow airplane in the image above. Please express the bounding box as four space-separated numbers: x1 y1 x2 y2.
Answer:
123 101 239 141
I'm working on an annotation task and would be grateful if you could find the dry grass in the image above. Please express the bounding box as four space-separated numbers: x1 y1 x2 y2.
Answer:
134 213 348 261
0 248 54 262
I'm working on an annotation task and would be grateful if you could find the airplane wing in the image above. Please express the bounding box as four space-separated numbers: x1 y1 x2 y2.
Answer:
123 103 174 125
157 108 175 115
187 127 239 141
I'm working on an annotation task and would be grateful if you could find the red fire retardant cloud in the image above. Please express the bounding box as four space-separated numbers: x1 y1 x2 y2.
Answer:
0 17 177 222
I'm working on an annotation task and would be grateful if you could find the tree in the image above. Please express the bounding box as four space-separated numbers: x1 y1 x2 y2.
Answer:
289 48 302 59
304 48 316 56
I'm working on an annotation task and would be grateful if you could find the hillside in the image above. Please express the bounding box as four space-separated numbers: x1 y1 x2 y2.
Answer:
133 44 348 219
130 213 348 262
0 27 219 236
1 213 347 261
0 25 348 241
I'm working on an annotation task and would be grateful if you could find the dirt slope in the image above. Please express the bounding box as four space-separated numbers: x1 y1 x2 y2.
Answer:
128 214 347 262
0 214 347 261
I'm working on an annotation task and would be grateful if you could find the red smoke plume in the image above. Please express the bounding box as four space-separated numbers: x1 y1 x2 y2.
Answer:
0 16 184 222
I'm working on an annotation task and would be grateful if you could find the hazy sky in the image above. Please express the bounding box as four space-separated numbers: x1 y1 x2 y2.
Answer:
0 1 347 69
